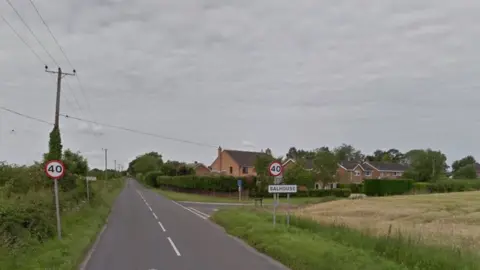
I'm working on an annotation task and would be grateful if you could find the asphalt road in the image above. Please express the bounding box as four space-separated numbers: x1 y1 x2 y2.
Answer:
82 179 288 270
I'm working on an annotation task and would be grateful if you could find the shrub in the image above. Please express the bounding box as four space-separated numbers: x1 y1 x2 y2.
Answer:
143 171 164 188
338 183 364 193
156 175 256 192
364 179 414 196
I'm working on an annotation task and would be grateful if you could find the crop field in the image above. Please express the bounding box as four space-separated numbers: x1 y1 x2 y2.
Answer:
295 191 480 252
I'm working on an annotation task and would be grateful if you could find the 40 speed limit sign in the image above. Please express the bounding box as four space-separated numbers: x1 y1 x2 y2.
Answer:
268 161 283 177
45 160 66 179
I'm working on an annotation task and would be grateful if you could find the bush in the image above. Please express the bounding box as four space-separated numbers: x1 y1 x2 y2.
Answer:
364 179 414 196
143 171 164 188
155 175 256 192
428 179 480 193
338 183 364 193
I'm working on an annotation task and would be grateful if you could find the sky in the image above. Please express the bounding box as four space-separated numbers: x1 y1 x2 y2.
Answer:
1 0 480 169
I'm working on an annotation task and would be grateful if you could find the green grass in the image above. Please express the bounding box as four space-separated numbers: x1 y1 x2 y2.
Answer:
155 189 338 205
0 179 124 270
212 208 480 270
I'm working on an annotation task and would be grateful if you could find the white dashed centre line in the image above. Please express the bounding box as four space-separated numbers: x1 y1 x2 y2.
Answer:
167 237 181 256
158 221 166 232
152 212 158 220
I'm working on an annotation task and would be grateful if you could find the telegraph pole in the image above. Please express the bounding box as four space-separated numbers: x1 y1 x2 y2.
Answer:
114 159 117 176
45 66 75 240
45 66 75 127
103 148 108 180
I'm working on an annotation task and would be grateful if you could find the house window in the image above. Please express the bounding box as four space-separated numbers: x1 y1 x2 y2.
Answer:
315 183 320 189
394 172 402 176
229 166 233 174
242 167 248 174
380 172 385 177
354 170 361 176
365 171 371 176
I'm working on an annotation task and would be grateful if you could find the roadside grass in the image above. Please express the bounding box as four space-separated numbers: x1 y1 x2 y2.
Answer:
155 189 339 205
212 208 480 270
295 191 480 252
0 178 124 270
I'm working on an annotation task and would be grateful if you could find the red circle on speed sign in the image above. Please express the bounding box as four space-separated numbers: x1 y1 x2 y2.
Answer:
45 160 65 179
268 161 283 177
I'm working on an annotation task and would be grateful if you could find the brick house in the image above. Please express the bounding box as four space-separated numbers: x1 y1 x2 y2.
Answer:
210 147 269 177
283 159 409 189
186 161 211 176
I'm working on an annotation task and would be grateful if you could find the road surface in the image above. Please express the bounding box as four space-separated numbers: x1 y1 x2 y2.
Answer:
82 179 288 270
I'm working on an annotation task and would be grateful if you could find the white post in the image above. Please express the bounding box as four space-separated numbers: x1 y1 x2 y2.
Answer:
287 193 290 226
273 193 276 226
86 176 90 203
238 186 241 202
54 179 62 239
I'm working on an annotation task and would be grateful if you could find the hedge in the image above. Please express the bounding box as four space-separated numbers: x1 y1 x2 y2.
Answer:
252 188 351 198
152 175 351 198
338 183 364 193
364 179 414 196
413 179 480 193
155 175 256 192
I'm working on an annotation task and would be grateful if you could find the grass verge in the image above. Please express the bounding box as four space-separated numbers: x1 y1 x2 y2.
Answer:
0 178 124 270
155 189 339 205
212 208 480 270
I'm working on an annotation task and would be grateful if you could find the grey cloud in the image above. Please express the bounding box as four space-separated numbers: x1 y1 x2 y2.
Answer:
2 0 480 168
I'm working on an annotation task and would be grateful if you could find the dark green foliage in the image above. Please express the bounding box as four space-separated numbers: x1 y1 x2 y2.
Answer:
46 127 62 161
338 183 364 193
412 179 480 193
451 155 476 173
453 164 477 179
364 179 414 196
156 175 253 192
143 171 164 188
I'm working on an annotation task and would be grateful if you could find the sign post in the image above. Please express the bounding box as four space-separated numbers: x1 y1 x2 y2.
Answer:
268 161 284 227
268 185 297 226
237 179 242 202
85 176 97 203
45 160 66 240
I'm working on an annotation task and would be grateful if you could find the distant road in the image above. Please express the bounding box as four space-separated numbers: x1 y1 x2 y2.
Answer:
82 179 288 270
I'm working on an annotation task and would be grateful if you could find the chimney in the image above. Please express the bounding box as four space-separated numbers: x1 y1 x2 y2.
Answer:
218 146 223 172
194 161 198 164
265 148 272 156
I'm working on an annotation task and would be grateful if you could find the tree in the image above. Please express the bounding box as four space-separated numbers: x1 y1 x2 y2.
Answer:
128 152 163 175
403 149 447 182
285 147 316 160
333 144 363 161
45 126 62 161
365 149 405 163
283 159 315 188
453 164 477 179
63 149 89 175
452 156 476 174
312 150 339 188
132 155 162 175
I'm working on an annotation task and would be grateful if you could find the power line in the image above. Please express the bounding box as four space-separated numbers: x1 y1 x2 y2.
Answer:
0 13 45 65
26 0 96 122
60 114 217 148
4 0 59 66
0 106 218 148
27 0 73 68
0 106 53 125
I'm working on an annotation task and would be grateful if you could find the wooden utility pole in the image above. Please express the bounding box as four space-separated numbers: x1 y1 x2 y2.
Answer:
45 66 75 127
103 148 108 180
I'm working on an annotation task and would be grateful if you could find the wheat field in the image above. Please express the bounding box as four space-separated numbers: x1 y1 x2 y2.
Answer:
295 191 480 251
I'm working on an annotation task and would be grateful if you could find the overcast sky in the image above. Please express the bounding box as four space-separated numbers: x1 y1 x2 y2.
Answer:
1 0 480 169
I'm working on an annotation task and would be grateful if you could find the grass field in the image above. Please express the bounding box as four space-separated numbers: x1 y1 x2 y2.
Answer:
0 179 124 270
295 191 480 252
154 189 337 205
212 208 480 270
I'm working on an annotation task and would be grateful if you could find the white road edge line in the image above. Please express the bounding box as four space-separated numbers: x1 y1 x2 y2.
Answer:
167 237 181 256
152 212 158 220
79 222 108 270
158 221 166 232
172 201 207 220
148 206 153 212
188 207 210 218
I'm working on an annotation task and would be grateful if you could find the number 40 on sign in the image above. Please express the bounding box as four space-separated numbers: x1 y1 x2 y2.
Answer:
268 161 283 177
45 160 65 179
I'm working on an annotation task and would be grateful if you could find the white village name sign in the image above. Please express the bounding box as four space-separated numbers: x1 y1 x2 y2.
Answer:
268 185 297 193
